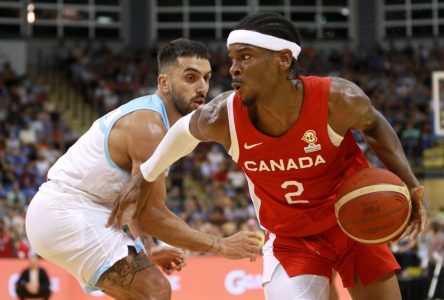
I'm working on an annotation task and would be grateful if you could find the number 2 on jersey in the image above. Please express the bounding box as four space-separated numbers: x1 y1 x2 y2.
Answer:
281 180 309 204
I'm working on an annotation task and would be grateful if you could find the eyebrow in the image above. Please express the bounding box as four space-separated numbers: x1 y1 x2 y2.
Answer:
183 67 212 75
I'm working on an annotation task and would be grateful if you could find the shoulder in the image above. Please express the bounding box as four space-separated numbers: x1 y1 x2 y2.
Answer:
329 77 371 115
112 109 167 146
117 109 167 138
328 77 372 133
112 108 169 167
191 91 234 145
330 77 369 104
195 91 233 129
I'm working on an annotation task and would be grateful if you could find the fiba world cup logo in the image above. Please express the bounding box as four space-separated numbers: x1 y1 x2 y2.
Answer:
302 130 321 153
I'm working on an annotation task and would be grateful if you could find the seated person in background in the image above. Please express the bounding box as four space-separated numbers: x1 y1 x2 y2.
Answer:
16 255 51 300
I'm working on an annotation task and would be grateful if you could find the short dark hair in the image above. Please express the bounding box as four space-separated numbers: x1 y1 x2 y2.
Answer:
157 38 210 73
234 12 302 77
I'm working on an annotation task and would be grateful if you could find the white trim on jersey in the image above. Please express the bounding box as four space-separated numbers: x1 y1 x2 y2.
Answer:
245 173 265 230
327 124 344 147
262 233 280 285
227 92 240 162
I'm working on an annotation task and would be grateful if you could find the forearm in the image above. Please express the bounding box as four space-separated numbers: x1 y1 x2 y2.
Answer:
363 114 420 188
140 112 200 182
139 203 219 253
127 219 156 251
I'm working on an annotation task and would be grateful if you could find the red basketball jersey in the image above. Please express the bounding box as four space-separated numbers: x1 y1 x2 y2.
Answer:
227 76 369 237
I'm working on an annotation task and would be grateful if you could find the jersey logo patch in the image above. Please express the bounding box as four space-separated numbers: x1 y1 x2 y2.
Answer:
302 130 321 153
244 142 263 150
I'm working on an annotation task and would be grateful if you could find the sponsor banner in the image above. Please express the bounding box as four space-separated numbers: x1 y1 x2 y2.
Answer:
1 257 351 300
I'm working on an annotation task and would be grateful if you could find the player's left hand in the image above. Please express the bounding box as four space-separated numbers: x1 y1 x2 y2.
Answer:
401 186 427 241
149 246 187 275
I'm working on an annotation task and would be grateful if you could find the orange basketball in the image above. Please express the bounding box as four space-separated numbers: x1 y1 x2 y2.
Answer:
335 168 412 244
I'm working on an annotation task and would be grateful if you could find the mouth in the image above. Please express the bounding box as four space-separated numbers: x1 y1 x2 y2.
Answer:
191 97 205 108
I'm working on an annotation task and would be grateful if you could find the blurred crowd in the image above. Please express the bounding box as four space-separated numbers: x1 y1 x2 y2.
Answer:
1 39 444 282
0 62 76 258
56 39 442 167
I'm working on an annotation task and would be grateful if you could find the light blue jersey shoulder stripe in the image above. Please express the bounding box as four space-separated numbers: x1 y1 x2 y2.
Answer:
98 94 170 172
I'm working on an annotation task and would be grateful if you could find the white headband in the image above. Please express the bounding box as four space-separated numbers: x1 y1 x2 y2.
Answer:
227 29 301 60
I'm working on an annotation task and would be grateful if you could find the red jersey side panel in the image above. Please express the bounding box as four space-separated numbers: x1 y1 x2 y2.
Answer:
227 76 369 237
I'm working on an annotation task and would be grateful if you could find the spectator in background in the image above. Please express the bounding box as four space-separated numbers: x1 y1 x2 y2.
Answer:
165 186 183 214
426 222 444 267
7 182 26 209
15 255 51 300
16 235 31 259
0 196 8 218
436 207 444 226
0 218 14 257
401 120 421 164
179 196 206 225
2 61 17 84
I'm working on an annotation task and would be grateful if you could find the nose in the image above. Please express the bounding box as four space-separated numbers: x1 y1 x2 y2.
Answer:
196 77 209 95
229 61 241 77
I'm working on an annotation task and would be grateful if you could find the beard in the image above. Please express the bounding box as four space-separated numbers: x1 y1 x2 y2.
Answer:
170 86 192 116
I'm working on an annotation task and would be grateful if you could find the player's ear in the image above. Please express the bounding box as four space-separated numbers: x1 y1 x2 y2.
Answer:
279 50 292 72
158 73 170 95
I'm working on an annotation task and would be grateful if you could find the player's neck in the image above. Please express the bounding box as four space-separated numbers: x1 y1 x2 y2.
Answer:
155 89 182 126
249 81 303 137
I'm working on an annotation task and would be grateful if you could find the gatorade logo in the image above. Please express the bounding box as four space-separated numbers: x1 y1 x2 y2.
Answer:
224 270 262 295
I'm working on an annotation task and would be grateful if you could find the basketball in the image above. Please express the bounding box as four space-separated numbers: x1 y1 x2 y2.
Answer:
335 168 412 244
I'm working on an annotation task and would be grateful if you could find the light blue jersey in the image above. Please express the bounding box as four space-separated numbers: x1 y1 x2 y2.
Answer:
47 94 169 205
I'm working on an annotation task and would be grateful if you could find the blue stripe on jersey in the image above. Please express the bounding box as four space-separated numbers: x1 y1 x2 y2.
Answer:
98 94 170 171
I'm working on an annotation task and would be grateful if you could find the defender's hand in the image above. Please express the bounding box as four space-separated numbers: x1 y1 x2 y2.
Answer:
218 231 263 261
150 246 187 275
149 246 187 275
107 173 146 228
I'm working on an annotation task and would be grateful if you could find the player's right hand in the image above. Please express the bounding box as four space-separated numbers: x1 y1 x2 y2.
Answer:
219 231 263 261
402 185 428 241
107 173 146 228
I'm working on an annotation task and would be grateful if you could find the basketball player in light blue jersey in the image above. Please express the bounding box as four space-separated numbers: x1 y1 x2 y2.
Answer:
26 39 262 300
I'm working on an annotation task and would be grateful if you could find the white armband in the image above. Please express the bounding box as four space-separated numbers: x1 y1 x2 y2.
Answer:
140 112 201 182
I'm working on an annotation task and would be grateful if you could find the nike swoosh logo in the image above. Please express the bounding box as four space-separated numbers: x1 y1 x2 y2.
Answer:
244 142 263 149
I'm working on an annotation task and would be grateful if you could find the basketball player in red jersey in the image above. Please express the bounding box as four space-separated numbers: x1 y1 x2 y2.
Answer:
109 12 427 300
